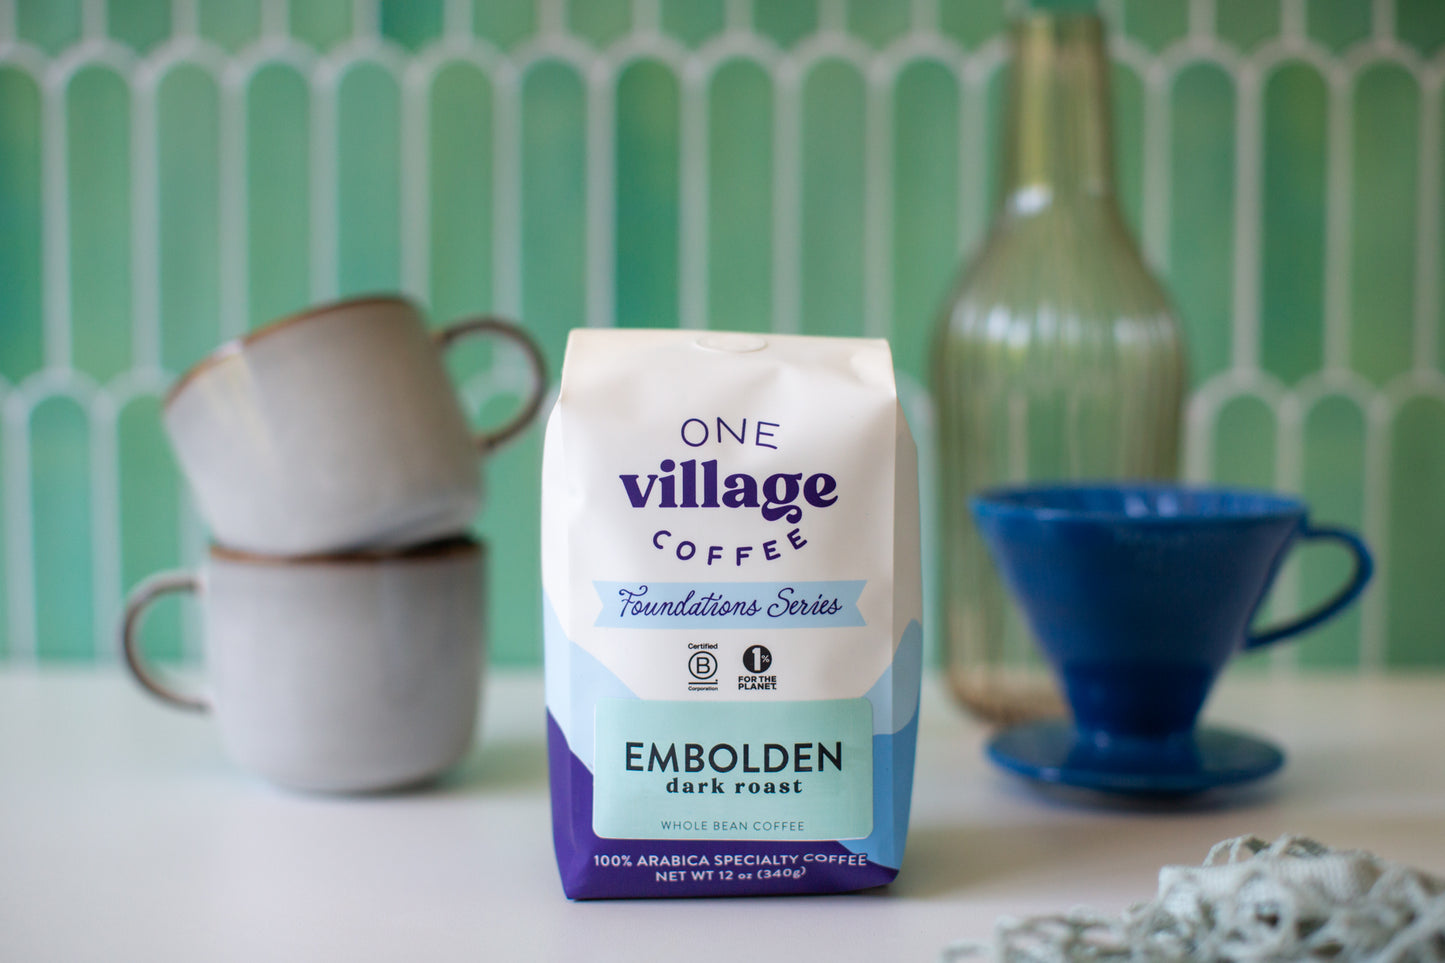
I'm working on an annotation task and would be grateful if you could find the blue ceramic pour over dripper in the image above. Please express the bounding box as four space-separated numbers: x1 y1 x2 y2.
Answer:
971 484 1372 793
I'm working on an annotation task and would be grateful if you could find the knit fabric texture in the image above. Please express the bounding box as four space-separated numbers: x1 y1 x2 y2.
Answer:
946 834 1445 962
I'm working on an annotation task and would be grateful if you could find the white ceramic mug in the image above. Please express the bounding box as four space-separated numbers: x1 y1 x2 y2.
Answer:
120 538 485 794
164 295 547 555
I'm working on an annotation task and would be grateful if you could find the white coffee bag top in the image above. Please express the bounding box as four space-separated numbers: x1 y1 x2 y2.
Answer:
542 329 922 900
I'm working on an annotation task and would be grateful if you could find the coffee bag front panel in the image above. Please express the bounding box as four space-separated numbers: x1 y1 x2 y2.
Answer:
542 329 922 899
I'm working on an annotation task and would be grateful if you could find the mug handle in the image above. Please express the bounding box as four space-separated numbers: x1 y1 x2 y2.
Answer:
1244 523 1374 650
120 571 209 712
434 316 549 454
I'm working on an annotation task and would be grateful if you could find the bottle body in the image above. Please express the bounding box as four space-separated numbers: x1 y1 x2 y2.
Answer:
933 13 1185 725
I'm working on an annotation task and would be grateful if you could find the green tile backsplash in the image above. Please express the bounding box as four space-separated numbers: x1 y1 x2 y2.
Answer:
1 0 1442 670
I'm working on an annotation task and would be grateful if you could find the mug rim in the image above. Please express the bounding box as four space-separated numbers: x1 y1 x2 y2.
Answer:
209 535 482 566
164 293 419 410
971 482 1308 524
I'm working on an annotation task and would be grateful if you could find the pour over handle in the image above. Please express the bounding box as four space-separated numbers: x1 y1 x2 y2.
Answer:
1244 523 1374 650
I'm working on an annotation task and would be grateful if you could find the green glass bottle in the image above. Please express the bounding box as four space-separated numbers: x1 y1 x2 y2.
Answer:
933 11 1186 724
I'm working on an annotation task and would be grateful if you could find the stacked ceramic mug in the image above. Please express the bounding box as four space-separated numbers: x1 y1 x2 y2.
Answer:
120 296 547 793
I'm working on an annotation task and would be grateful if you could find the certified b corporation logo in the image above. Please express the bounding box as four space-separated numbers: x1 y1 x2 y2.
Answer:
688 651 717 681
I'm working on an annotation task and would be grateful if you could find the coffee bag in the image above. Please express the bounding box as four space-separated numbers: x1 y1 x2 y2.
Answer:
542 329 922 898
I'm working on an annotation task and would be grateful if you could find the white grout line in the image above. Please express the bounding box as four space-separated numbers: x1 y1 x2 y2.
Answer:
1188 0 1215 41
352 0 378 40
493 68 522 318
89 393 119 662
81 0 105 39
1413 77 1441 372
1281 0 1306 41
130 71 160 368
443 0 472 41
1373 0 1395 43
724 0 750 33
1360 392 1390 669
261 0 288 39
1271 394 1302 673
585 61 615 327
399 64 429 302
771 62 800 333
1141 68 1170 272
217 64 246 339
1322 72 1352 371
41 63 72 371
1230 63 1260 369
172 0 198 39
910 0 939 34
678 63 708 329
863 67 891 340
2 391 36 662
632 0 660 35
309 64 339 300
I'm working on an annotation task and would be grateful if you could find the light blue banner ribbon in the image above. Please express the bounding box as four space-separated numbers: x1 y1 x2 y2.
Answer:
593 581 867 629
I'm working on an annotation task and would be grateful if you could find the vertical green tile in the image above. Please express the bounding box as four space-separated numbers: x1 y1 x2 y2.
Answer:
15 0 82 54
616 61 679 328
31 396 93 660
1216 0 1281 52
893 61 959 383
1386 396 1445 665
568 0 629 46
290 0 351 50
1213 398 1279 675
800 60 864 337
474 0 535 48
245 64 310 333
381 0 443 50
521 62 585 385
708 60 772 332
1168 63 1234 386
118 396 183 662
198 0 260 51
1213 395 1276 487
848 0 909 47
1351 64 1417 386
477 430 543 666
158 66 221 371
939 0 1005 50
428 62 494 321
68 66 131 381
1397 0 1445 57
0 413 7 659
1297 395 1365 667
662 0 725 46
1307 0 1372 51
754 0 817 48
0 68 43 383
1122 0 1187 51
108 0 170 51
1111 61 1144 241
1262 62 1326 384
336 64 402 296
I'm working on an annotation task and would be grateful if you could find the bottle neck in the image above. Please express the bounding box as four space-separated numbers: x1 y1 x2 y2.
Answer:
1000 13 1116 217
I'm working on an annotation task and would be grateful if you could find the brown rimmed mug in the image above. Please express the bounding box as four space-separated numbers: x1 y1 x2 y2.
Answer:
121 538 485 794
164 295 547 555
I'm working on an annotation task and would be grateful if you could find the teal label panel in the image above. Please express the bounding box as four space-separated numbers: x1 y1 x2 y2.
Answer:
592 698 873 841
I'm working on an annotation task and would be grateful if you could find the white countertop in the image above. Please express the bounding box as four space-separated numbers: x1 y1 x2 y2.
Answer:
3 668 1443 962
